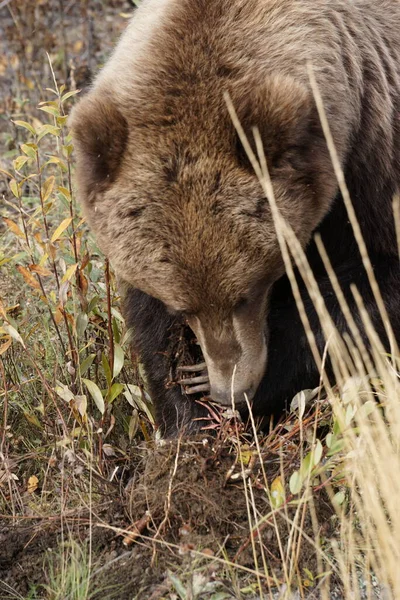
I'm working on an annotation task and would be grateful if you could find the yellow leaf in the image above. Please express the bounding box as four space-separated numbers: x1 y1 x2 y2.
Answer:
42 176 55 203
24 412 42 428
238 446 253 466
46 156 65 167
62 263 78 283
27 475 39 493
270 476 285 509
3 217 25 240
0 167 14 179
13 156 30 171
51 217 73 243
9 179 20 198
39 105 59 117
73 40 83 53
20 143 37 159
13 120 36 135
57 186 71 202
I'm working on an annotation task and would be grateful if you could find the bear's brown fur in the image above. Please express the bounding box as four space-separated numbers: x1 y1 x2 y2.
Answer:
70 0 400 436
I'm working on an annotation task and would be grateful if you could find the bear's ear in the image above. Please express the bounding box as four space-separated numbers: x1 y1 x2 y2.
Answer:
232 74 317 170
69 95 128 198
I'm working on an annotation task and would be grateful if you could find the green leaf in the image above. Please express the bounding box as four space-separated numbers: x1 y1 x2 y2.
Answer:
345 403 357 426
79 353 95 376
9 178 20 198
327 439 346 456
13 120 36 135
128 410 139 441
87 295 99 314
62 143 74 157
76 312 89 338
113 343 124 378
300 451 314 481
61 89 81 102
39 105 60 117
333 418 342 436
303 568 314 582
37 124 60 142
56 115 69 126
332 491 345 507
101 353 112 387
124 384 155 423
108 382 124 404
289 470 302 495
111 307 125 322
112 317 121 344
313 439 323 467
82 378 105 414
13 156 30 171
168 572 186 600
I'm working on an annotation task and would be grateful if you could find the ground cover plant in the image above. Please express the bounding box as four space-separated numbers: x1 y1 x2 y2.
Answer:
1 1 400 599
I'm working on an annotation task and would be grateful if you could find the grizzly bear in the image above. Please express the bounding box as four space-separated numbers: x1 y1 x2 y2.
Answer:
70 0 400 437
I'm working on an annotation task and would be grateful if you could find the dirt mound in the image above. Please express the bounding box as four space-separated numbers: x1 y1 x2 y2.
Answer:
0 437 336 599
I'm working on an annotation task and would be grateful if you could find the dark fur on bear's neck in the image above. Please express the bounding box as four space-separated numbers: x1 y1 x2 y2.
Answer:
71 0 400 436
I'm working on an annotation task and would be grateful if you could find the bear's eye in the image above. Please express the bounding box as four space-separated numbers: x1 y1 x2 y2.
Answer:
234 297 249 311
166 305 194 319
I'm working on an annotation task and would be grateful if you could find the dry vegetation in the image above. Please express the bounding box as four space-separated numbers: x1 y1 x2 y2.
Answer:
1 2 400 599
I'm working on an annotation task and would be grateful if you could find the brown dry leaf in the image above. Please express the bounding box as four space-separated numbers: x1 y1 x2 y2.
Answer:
29 264 52 277
17 265 40 290
122 514 150 547
78 270 88 297
0 471 18 485
59 280 70 306
3 217 25 240
0 337 12 355
54 306 63 325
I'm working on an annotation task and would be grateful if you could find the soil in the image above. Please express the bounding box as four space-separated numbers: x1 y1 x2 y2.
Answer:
0 437 337 599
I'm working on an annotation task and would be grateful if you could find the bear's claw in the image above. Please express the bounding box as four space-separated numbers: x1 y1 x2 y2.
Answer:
177 363 210 395
177 362 207 372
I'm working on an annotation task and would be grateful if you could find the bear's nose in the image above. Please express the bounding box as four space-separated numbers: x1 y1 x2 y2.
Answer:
210 385 255 407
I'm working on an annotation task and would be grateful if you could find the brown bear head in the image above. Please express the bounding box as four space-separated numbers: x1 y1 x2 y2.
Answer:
70 67 335 406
